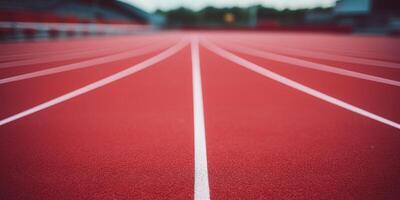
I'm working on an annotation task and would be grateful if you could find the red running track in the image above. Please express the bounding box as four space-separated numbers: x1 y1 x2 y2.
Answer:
0 32 399 199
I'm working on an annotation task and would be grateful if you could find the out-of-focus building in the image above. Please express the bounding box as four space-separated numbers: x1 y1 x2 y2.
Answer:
334 0 400 33
334 0 372 15
0 0 164 40
305 0 400 34
0 0 164 25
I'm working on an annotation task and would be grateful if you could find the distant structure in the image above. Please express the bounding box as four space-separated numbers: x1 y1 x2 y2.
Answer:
334 0 372 15
305 0 400 34
0 0 164 25
0 0 164 40
334 0 400 33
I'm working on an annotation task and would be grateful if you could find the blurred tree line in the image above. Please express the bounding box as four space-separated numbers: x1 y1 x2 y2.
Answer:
155 6 332 27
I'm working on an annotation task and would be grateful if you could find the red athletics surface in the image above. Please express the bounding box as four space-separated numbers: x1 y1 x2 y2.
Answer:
225 39 400 81
0 41 194 199
225 50 400 122
0 49 164 119
230 33 400 62
199 45 400 199
287 57 400 81
0 31 399 199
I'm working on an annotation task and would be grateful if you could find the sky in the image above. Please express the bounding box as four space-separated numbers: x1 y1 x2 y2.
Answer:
120 0 338 12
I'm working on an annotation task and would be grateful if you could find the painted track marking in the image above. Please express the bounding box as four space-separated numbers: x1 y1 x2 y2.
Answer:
0 39 157 69
213 40 400 87
191 37 211 200
202 39 400 130
0 39 175 84
231 39 400 69
0 40 188 126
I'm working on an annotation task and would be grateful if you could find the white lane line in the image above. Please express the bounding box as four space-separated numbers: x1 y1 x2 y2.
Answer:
0 46 96 61
0 47 119 69
231 39 400 69
0 40 175 84
0 37 150 60
191 37 211 200
0 40 188 126
213 41 400 87
235 37 400 66
0 39 155 69
202 39 400 130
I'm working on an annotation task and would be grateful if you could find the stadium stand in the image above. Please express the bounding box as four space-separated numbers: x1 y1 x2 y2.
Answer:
0 0 164 40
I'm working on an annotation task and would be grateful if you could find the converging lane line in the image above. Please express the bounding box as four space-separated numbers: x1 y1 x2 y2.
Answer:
191 37 211 200
231 39 400 69
0 45 132 69
212 40 400 87
0 39 175 84
0 37 155 60
0 40 188 126
0 37 170 69
202 39 400 130
0 37 168 69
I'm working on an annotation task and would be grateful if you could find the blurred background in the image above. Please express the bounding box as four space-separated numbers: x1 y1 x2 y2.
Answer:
0 0 399 41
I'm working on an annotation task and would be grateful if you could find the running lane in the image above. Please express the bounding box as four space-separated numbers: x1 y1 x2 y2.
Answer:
199 42 400 199
227 39 400 81
210 38 400 123
0 35 158 57
0 41 195 199
1 32 400 200
232 33 400 62
0 41 173 119
0 35 171 78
